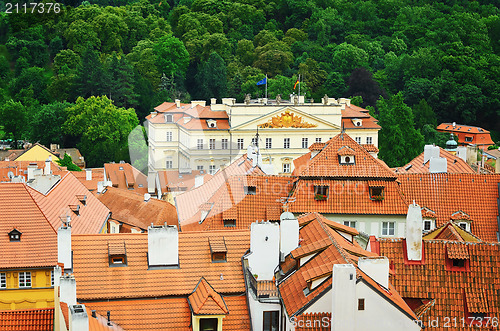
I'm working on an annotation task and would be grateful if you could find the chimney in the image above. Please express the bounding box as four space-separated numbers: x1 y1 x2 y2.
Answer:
279 212 299 260
211 98 217 105
429 157 447 173
191 100 206 108
194 175 204 188
423 145 433 163
85 169 92 181
144 193 151 202
247 221 280 281
175 99 181 108
456 146 467 162
44 157 51 175
331 264 356 331
58 225 72 270
357 257 389 289
27 164 37 181
53 265 62 287
59 275 77 306
69 304 89 331
147 224 178 267
147 171 157 194
150 111 157 118
453 122 456 128
298 95 305 104
405 202 423 261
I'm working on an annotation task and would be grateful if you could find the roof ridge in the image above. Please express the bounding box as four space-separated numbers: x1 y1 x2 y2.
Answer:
22 183 57 234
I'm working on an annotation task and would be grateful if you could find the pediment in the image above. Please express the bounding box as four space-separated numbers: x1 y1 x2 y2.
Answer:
231 107 341 130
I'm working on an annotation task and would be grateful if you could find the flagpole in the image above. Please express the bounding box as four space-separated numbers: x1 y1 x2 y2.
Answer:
298 74 301 97
265 74 268 99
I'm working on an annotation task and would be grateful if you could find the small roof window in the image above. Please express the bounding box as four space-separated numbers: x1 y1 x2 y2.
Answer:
8 229 22 242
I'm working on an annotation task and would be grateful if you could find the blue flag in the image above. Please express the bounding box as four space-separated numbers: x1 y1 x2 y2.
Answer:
256 77 267 86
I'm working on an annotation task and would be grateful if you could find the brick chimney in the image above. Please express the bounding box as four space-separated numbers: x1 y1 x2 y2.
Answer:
247 221 280 281
332 264 356 331
405 202 423 261
69 304 89 331
147 224 178 267
58 223 72 270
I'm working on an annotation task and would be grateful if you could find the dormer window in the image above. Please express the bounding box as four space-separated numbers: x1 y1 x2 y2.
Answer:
445 243 469 272
352 119 362 127
338 146 356 164
206 119 217 128
369 187 384 201
314 185 329 201
8 229 22 242
165 114 173 123
209 237 227 263
244 186 257 195
423 219 435 232
69 204 80 216
108 241 127 267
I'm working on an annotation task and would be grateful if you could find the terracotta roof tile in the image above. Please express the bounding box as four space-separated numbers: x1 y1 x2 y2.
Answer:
72 230 250 300
104 163 148 195
108 241 126 256
188 278 228 315
158 170 212 192
67 168 104 191
209 236 227 253
96 187 177 231
26 172 110 234
394 147 475 174
0 160 65 182
446 242 469 259
361 144 379 153
397 173 500 242
308 143 325 151
257 280 278 297
0 183 57 269
0 308 54 330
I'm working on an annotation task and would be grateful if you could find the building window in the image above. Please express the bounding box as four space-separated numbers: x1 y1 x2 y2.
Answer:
197 139 204 150
221 139 228 150
314 185 329 200
382 222 395 236
166 160 173 169
224 219 236 227
358 298 365 310
166 131 173 142
200 318 218 331
51 270 54 286
9 229 21 242
302 137 308 149
423 220 433 231
343 221 356 228
244 186 257 195
209 139 216 150
252 137 258 146
355 137 361 144
458 222 468 231
0 273 6 289
19 272 31 288
165 114 173 123
316 138 321 143
465 136 473 142
369 187 384 200
283 138 290 149
212 252 227 262
452 259 465 268
263 311 279 331
366 137 373 144
197 165 204 171
237 138 244 149
266 138 272 149
283 163 290 173
209 165 216 175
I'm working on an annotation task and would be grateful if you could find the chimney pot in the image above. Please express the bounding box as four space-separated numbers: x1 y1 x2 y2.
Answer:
175 99 181 108
211 98 217 105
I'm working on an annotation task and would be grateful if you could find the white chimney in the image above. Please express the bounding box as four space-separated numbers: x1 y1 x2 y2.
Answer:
429 157 447 173
423 145 433 163
85 169 92 181
298 95 305 104
147 171 157 194
222 98 235 105
279 212 299 259
191 100 206 108
53 265 62 287
175 99 181 108
97 181 105 194
60 275 77 306
27 164 37 181
58 225 72 270
332 264 356 331
247 221 280 281
147 224 178 267
211 98 217 105
405 202 423 261
69 304 89 331
150 111 157 118
452 122 456 128
144 193 151 202
357 257 389 289
194 175 204 188
44 157 51 175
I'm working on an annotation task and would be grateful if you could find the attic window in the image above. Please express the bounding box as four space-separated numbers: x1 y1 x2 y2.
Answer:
339 155 355 165
108 241 127 267
423 220 434 231
224 219 236 227
206 119 217 128
8 229 22 242
244 186 257 195
314 185 329 201
69 205 80 216
209 237 227 263
166 114 173 123
369 187 384 201
76 195 87 206
465 136 473 142
445 244 469 272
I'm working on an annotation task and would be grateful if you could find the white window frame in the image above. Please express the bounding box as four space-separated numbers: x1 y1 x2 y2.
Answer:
355 137 361 144
302 138 308 149
237 139 244 150
209 139 216 150
382 222 395 236
209 165 216 175
366 136 373 144
343 221 356 228
315 137 321 143
197 139 204 150
252 137 258 146
221 139 228 150
423 219 433 231
283 163 290 173
0 273 6 289
283 138 290 149
19 272 31 288
266 138 272 149
166 131 173 142
166 160 173 169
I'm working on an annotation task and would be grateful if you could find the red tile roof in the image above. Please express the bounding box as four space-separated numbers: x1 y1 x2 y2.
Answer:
72 230 250 300
309 143 325 151
397 173 500 242
157 169 213 192
0 160 65 182
361 144 379 153
377 238 500 330
104 163 148 195
437 123 495 147
26 172 110 234
68 168 105 191
175 155 265 225
423 221 482 243
96 187 177 232
0 308 54 330
0 183 57 269
394 147 475 174
188 278 229 315
278 214 414 320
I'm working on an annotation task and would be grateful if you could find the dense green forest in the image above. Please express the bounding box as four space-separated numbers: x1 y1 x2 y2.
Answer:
0 0 499 167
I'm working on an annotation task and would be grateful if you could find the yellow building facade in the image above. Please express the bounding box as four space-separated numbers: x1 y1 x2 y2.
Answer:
15 143 60 162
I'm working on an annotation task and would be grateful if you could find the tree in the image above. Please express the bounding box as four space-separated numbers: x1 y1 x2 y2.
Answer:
107 55 138 109
377 92 424 167
56 153 82 171
413 99 437 128
74 48 109 99
346 68 386 108
154 34 190 78
0 100 27 148
30 102 71 147
195 52 227 100
63 96 139 167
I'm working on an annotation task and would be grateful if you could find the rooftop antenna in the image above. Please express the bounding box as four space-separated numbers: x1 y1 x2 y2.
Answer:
277 197 296 212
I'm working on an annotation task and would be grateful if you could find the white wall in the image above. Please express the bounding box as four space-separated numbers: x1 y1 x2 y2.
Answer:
323 214 406 238
247 292 281 331
247 222 280 280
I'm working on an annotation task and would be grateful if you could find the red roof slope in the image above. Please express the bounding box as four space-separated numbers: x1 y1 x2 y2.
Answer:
0 160 64 182
0 183 57 269
104 163 148 195
188 278 228 315
157 169 213 192
378 238 500 330
394 147 475 174
26 172 110 234
398 173 500 242
72 230 250 300
0 308 54 330
97 187 177 231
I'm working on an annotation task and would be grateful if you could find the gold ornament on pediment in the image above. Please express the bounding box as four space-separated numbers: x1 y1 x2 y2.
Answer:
258 110 317 128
